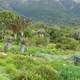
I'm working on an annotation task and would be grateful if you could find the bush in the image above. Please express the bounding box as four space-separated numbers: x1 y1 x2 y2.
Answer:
56 37 80 50
35 65 59 80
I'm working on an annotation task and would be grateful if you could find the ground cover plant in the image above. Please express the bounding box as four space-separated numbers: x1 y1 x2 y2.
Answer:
0 10 80 80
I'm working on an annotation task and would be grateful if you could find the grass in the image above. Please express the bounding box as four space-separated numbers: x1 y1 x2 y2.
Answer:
0 51 79 80
0 42 80 80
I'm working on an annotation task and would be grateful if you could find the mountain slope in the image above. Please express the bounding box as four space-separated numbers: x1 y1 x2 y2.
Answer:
0 0 80 24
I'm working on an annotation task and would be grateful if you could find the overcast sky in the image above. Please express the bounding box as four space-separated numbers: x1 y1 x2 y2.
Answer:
74 0 80 2
1 0 80 3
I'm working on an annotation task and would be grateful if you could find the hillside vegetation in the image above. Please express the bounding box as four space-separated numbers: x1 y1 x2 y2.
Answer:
0 10 80 80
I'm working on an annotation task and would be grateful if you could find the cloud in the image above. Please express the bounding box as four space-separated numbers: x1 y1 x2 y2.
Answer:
21 0 27 3
74 0 80 3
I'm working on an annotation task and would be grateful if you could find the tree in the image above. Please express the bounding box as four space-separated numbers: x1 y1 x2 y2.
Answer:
0 10 32 39
0 10 32 52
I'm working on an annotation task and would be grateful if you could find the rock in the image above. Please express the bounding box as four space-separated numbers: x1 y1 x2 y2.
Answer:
74 54 80 65
20 44 26 53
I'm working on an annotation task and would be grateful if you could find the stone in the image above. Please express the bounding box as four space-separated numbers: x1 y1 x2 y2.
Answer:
20 44 26 53
74 54 80 65
4 38 12 52
19 38 26 53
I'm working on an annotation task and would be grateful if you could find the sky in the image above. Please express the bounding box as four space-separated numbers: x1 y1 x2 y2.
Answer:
1 0 80 4
20 0 80 2
74 0 80 3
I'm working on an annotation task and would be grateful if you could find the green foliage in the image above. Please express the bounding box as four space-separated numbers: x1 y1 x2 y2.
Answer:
0 74 10 80
0 10 80 80
0 10 17 29
0 53 80 80
56 37 80 50
59 65 80 80
24 27 33 38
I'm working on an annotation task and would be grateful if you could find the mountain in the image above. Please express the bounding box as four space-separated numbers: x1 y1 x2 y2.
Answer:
0 0 80 25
